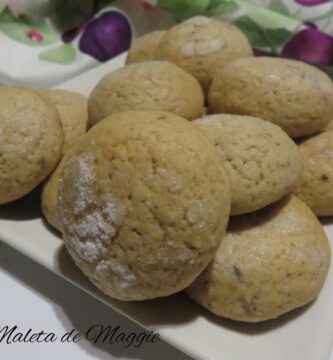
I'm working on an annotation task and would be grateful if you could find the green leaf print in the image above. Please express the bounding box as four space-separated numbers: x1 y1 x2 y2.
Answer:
205 0 239 16
234 16 293 52
233 0 300 30
157 0 210 20
0 7 58 46
268 0 290 16
39 44 76 64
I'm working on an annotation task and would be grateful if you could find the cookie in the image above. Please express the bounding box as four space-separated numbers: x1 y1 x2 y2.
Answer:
126 31 166 64
208 57 333 137
154 16 252 94
194 114 301 215
41 89 88 154
88 61 204 126
0 86 63 205
57 110 231 301
293 131 333 216
41 155 68 232
186 195 331 322
324 119 333 131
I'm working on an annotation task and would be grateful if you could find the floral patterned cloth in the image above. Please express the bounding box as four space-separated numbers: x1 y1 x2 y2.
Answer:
153 0 333 76
0 0 332 88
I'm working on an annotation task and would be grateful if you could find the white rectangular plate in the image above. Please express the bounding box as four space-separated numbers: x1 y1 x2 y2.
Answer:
1 52 333 360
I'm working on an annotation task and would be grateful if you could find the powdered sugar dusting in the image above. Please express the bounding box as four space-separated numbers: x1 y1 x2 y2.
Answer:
60 152 128 263
94 260 137 289
57 153 96 229
112 263 137 288
67 235 108 263
102 195 126 225
67 211 116 262
71 211 116 240
73 154 95 215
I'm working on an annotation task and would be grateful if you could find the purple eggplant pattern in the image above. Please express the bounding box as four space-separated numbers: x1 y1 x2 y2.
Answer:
79 11 132 62
295 0 331 5
0 0 333 73
157 0 333 72
282 27 333 65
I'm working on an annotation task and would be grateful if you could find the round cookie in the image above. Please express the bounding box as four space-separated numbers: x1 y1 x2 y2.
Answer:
0 86 63 205
41 89 88 154
41 154 69 232
126 31 166 64
193 114 301 215
293 131 333 216
186 195 331 322
324 118 333 131
154 16 253 94
208 57 333 138
88 61 204 126
57 110 231 301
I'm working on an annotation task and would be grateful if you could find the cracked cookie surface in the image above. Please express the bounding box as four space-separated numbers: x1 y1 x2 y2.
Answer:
88 61 204 126
194 114 301 215
293 131 333 217
154 16 252 95
0 86 63 205
41 154 69 232
58 110 231 301
126 31 166 64
186 195 331 322
208 57 333 138
41 89 88 154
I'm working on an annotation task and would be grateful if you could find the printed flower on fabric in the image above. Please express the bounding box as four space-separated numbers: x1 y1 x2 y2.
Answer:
295 0 331 6
282 27 333 65
78 10 132 62
0 0 55 17
0 6 58 46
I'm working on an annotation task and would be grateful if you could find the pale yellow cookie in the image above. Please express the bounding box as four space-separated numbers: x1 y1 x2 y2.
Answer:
57 110 231 301
126 31 166 64
324 118 333 131
194 114 301 215
186 195 331 322
41 90 88 154
0 86 63 205
293 131 333 216
88 61 204 126
208 57 333 137
41 154 69 232
154 16 253 94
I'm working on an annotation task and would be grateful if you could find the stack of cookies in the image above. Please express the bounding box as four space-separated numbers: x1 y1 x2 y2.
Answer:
0 16 332 323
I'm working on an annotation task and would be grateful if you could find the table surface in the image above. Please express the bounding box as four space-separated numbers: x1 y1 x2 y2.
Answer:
0 241 192 360
1 239 333 360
